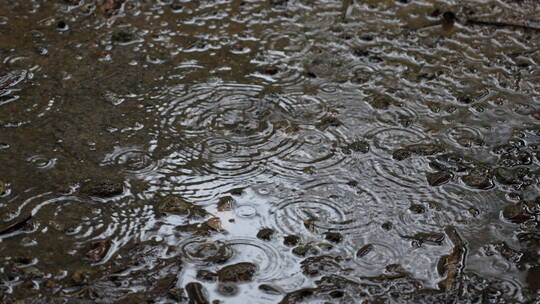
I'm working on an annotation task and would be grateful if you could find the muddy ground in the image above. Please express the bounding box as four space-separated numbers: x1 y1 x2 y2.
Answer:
0 0 539 303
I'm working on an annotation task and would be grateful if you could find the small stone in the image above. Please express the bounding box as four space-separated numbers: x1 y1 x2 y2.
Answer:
257 228 275 241
196 270 218 282
217 262 257 283
407 144 445 156
343 141 370 154
426 171 453 186
493 167 525 185
381 222 393 230
316 117 342 130
83 180 123 198
185 282 209 304
502 202 533 224
157 196 207 218
292 244 319 257
317 242 333 251
462 174 493 190
259 284 283 295
300 256 342 277
409 204 425 214
324 232 343 243
392 149 412 161
356 244 374 258
404 232 445 246
284 235 300 247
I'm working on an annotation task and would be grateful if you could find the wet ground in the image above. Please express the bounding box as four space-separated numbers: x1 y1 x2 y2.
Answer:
0 0 539 303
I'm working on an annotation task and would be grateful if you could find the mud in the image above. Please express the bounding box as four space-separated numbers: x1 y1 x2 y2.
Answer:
0 0 539 303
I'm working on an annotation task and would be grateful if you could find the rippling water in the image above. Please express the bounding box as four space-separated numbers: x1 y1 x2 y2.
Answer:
0 0 539 302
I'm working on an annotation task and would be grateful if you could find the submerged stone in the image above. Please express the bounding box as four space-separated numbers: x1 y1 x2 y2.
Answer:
316 117 342 130
462 168 493 190
157 196 207 218
392 149 412 161
356 244 374 258
259 284 283 295
83 180 123 198
300 256 342 277
185 282 209 304
217 262 257 282
502 202 534 224
196 270 218 282
283 235 300 247
323 232 343 243
407 144 445 156
426 171 453 186
257 228 275 241
493 167 527 185
342 141 370 154
292 244 319 257
403 232 445 246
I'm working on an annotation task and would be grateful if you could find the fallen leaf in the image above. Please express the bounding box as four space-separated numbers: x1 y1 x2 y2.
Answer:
207 217 224 231
86 239 111 262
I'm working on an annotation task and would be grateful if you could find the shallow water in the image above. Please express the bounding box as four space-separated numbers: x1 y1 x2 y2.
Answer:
0 0 539 303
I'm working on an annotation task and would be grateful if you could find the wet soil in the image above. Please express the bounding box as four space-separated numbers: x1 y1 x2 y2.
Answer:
0 0 539 303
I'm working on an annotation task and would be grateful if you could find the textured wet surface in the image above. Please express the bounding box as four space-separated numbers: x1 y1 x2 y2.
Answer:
0 0 539 303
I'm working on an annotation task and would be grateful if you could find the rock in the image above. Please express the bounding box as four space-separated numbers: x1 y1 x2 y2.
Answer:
217 262 257 282
283 235 300 247
462 168 493 190
317 242 333 251
403 232 445 246
196 270 218 282
502 202 533 224
157 196 207 218
407 144 445 156
257 228 275 241
185 282 209 304
493 167 526 185
186 242 233 264
342 141 370 154
356 244 374 258
409 204 425 214
323 232 343 243
300 256 342 277
392 149 412 161
292 244 319 257
381 221 393 230
316 117 342 130
259 284 283 295
83 180 123 198
426 171 453 186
